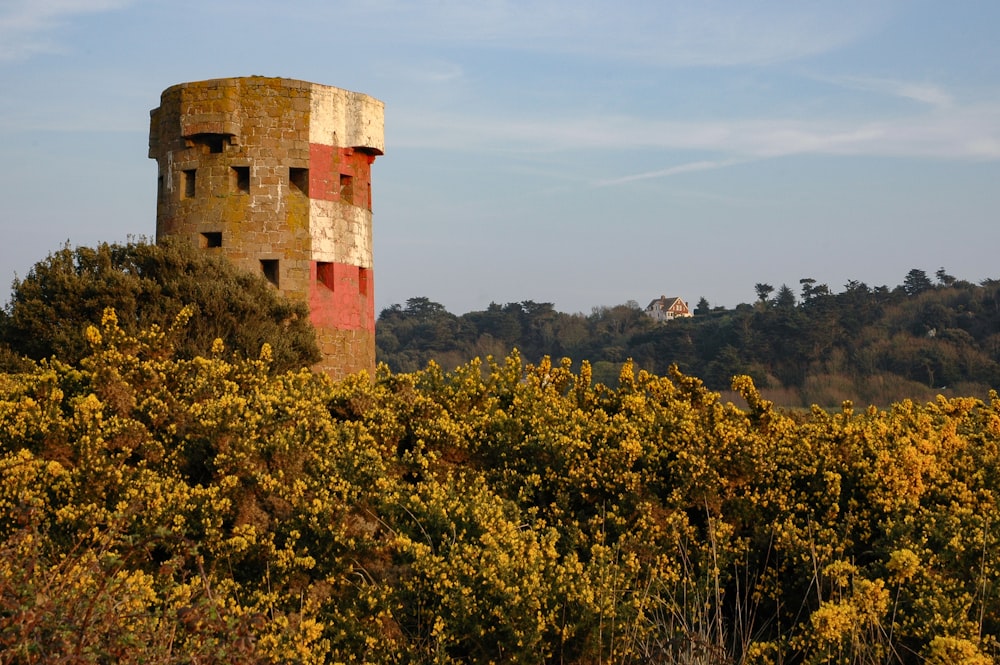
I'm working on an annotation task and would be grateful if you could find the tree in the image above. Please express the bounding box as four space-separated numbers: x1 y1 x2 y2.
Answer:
694 297 711 315
800 279 833 309
1 239 320 372
903 268 933 296
403 297 448 318
799 278 817 301
936 267 957 287
754 283 774 304
775 284 796 309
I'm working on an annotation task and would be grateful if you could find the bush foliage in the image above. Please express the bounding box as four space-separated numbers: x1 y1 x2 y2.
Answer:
0 239 320 373
1 310 998 663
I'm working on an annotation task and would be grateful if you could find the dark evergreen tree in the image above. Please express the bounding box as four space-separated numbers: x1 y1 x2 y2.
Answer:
903 268 934 296
775 284 796 309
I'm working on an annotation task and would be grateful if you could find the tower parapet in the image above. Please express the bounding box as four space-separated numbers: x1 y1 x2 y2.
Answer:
148 77 384 378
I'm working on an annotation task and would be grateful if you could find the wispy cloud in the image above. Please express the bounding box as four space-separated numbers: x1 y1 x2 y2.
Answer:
826 75 954 108
0 0 131 61
595 158 752 186
393 97 1000 185
350 0 891 67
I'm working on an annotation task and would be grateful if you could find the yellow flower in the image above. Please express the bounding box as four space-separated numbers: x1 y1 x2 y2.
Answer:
810 601 857 644
887 548 920 582
925 636 991 665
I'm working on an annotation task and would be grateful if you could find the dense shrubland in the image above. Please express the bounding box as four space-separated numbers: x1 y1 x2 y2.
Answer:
377 269 1000 406
1 309 998 663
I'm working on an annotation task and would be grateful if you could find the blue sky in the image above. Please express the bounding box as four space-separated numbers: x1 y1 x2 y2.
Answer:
1 0 999 315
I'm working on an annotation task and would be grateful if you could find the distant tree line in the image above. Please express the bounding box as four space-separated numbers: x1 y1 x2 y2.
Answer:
376 268 1000 406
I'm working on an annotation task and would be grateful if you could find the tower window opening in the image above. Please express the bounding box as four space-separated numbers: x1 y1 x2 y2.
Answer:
261 260 279 287
182 169 196 199
339 173 354 204
200 232 222 248
289 168 309 195
189 133 228 154
157 174 164 201
232 166 250 193
316 262 335 290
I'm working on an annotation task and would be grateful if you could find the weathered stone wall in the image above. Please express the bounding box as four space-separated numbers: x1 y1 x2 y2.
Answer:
149 77 384 378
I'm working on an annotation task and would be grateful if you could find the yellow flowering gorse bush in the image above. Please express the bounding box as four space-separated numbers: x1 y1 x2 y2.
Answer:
0 308 998 663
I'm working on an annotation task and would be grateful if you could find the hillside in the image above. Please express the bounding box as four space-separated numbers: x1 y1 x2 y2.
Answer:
377 269 1000 406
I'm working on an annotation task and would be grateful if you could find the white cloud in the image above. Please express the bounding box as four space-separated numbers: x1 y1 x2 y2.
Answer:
392 98 1000 185
595 158 751 186
608 1 891 67
826 75 955 108
0 0 131 61
348 0 891 67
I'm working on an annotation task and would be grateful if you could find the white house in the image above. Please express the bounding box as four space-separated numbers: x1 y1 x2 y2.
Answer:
644 296 693 322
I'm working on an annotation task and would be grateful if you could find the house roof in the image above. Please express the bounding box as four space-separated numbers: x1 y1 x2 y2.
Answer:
646 296 686 310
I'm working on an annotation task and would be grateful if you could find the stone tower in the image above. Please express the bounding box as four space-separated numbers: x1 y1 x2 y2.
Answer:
148 77 384 378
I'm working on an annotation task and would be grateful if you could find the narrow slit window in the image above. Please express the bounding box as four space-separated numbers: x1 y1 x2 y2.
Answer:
289 168 309 195
261 260 279 287
339 173 353 203
182 169 196 199
200 232 222 248
232 166 250 193
316 262 335 290
157 174 164 201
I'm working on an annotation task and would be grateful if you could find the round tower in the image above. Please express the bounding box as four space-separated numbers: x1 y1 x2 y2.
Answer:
148 77 384 378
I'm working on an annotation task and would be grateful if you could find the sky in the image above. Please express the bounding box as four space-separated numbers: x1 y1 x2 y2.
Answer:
1 0 999 315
